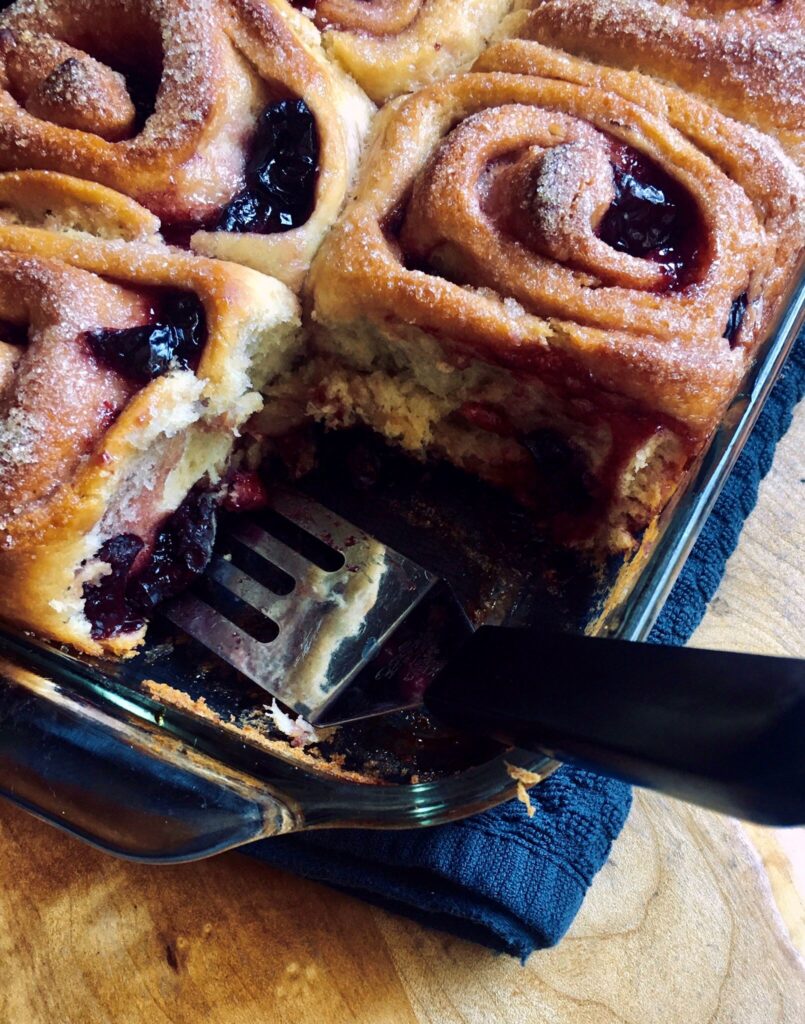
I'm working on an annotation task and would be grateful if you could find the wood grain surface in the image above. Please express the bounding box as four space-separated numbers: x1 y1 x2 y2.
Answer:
0 405 803 1024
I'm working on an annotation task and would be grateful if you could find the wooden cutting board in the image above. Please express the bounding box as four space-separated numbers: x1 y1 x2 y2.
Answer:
0 406 802 1024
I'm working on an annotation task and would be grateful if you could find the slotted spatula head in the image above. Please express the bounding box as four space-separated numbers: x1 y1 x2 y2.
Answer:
164 487 440 722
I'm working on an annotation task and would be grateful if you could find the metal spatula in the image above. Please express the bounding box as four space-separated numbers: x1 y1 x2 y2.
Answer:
164 486 448 721
165 487 805 825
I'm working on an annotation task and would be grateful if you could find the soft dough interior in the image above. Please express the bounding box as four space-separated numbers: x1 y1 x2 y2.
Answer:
303 317 688 552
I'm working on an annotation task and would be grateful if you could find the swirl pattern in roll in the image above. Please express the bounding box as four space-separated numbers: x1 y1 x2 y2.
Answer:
0 0 374 288
0 171 300 654
500 0 805 167
299 0 513 103
307 46 805 550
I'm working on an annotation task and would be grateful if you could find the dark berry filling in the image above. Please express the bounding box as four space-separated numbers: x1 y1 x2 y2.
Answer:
458 401 516 437
120 68 159 131
85 292 206 384
723 292 748 346
0 319 28 346
127 489 217 613
522 429 595 515
83 488 217 639
83 533 145 639
598 144 701 286
222 470 270 513
215 99 319 235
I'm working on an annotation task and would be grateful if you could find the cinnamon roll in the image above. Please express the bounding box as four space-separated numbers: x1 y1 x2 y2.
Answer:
307 50 805 551
500 1 805 166
0 0 373 288
0 176 301 655
300 0 513 103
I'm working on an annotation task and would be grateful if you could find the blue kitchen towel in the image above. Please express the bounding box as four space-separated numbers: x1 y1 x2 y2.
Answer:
248 331 805 960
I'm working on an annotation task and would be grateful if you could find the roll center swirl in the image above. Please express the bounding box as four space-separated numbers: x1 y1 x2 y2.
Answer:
0 28 138 141
400 105 702 307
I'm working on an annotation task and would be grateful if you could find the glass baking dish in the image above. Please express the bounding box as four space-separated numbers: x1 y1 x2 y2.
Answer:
1 268 803 863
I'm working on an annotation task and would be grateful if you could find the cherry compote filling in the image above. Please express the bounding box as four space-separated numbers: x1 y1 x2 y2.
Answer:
119 67 159 131
222 470 270 513
215 99 319 235
521 429 596 516
83 534 145 639
0 319 28 346
128 489 217 613
598 144 702 287
83 488 218 639
724 292 748 346
85 292 207 384
456 405 596 516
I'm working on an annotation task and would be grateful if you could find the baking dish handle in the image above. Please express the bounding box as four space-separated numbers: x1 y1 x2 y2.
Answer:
0 656 302 861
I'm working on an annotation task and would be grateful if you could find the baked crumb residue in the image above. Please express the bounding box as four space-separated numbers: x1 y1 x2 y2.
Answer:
140 678 379 784
506 762 550 817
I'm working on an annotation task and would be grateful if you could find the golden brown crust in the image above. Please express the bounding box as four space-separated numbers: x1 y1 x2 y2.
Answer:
310 0 514 103
500 0 805 166
0 172 300 656
0 0 374 288
0 169 162 239
307 50 805 547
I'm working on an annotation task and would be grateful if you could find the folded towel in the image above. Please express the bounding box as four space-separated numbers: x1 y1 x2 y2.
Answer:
248 331 805 960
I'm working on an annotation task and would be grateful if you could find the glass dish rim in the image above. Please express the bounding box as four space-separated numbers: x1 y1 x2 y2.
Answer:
0 266 803 849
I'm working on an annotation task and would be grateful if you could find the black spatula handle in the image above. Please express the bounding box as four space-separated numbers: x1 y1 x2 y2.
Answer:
425 629 805 825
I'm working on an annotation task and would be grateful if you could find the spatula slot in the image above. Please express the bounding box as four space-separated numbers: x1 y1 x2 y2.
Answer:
253 507 346 574
193 575 280 644
220 533 295 596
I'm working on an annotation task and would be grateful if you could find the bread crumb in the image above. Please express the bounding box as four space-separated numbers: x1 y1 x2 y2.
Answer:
506 762 548 817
